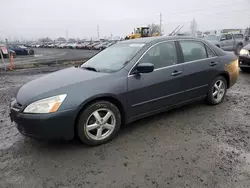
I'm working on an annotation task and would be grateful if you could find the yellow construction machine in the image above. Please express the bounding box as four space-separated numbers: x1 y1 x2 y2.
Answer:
126 26 160 40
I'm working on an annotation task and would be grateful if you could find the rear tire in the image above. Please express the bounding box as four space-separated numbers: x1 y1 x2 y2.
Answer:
240 67 250 73
207 76 227 105
77 101 121 146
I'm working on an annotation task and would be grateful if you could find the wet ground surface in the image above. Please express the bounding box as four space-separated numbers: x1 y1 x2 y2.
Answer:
0 68 250 188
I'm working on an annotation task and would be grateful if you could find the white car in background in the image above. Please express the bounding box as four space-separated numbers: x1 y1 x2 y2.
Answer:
58 43 67 48
70 43 78 49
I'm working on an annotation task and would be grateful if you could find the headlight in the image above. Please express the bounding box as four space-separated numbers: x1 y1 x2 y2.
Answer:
240 49 249 55
23 94 67 114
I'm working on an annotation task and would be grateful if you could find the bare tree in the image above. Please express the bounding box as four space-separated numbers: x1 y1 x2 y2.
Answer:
57 37 66 42
190 18 197 36
148 23 162 36
39 37 53 43
68 38 76 43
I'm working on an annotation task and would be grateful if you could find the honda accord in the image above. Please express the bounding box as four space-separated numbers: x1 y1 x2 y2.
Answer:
10 36 239 145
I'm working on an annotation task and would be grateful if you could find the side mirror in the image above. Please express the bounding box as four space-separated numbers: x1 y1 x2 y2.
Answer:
136 63 154 74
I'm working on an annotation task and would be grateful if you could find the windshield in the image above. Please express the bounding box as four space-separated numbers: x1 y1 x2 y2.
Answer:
204 35 219 41
81 43 144 72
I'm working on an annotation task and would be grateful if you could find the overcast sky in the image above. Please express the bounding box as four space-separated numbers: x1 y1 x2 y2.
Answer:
1 0 249 40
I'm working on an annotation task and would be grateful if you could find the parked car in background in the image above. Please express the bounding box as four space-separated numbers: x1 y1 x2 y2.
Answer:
204 33 244 55
47 43 55 48
55 43 61 48
82 42 91 49
239 44 250 72
10 36 239 146
65 43 73 49
42 43 52 48
85 42 94 50
9 45 34 55
93 42 108 50
69 43 78 49
76 43 84 49
86 42 101 50
0 46 16 58
58 43 67 48
101 42 115 50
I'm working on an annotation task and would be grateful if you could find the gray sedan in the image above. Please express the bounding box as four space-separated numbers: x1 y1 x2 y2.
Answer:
10 36 239 145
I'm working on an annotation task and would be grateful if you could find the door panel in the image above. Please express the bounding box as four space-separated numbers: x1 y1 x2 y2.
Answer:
181 57 219 100
221 34 234 51
126 41 186 119
127 65 184 118
225 34 234 51
178 41 220 101
220 34 229 51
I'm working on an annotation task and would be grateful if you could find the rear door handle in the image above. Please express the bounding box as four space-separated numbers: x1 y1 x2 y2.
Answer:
171 70 183 76
210 61 218 66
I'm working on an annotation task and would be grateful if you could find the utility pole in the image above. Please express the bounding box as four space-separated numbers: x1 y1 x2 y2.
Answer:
5 39 11 63
160 13 163 36
97 25 100 39
66 29 68 41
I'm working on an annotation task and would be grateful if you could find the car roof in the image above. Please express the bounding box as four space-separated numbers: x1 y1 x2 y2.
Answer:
119 36 200 44
119 36 227 57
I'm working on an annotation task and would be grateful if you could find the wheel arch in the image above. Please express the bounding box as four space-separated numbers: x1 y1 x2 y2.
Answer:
215 71 230 89
74 94 127 137
237 42 243 46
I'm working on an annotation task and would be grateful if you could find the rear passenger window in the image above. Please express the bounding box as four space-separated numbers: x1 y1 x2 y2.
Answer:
206 46 216 58
179 41 207 62
139 42 177 69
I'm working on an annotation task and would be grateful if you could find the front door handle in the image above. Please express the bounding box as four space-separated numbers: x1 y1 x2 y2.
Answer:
210 61 218 66
171 70 183 76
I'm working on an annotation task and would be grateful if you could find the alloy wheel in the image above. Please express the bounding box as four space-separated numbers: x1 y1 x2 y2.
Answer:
212 80 226 103
85 108 116 141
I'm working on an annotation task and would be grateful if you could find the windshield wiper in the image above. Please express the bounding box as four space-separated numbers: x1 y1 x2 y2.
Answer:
82 66 99 72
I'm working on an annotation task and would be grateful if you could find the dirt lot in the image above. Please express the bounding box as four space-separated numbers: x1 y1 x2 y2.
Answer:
0 68 250 188
0 48 98 70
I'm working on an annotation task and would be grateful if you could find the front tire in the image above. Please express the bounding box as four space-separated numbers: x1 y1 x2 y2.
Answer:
77 101 121 146
207 76 227 105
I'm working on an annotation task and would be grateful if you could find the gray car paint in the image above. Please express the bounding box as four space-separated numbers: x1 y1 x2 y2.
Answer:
242 44 250 50
16 36 237 124
206 33 244 51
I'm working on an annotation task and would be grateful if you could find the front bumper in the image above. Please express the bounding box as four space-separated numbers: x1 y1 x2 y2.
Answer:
239 55 250 67
10 100 77 140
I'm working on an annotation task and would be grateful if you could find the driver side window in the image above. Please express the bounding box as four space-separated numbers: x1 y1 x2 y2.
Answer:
220 35 226 41
139 42 177 69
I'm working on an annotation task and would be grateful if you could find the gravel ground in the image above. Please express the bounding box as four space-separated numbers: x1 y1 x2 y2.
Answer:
0 69 250 188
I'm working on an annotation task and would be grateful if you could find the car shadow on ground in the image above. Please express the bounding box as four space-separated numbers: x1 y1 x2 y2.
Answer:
120 100 206 134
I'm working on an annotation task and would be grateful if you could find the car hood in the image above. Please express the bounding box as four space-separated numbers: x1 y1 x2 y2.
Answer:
16 66 109 105
243 44 250 50
206 40 219 45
